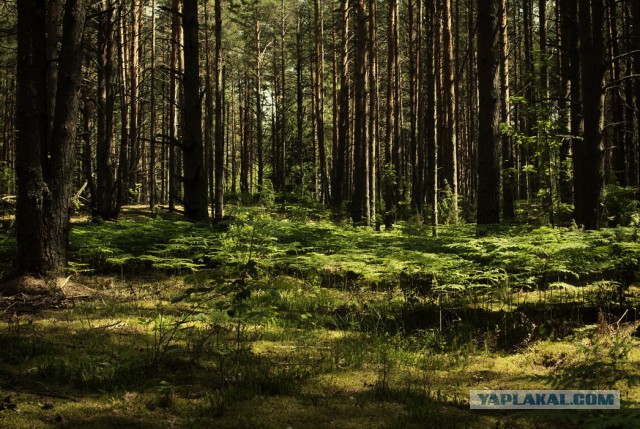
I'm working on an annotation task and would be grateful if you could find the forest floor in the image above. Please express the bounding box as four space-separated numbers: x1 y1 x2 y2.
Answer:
1 204 640 428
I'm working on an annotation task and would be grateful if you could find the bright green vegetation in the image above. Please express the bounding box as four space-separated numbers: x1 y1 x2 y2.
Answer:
1 205 639 428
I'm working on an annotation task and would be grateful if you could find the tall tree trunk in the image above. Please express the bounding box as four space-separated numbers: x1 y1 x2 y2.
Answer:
441 0 458 222
384 0 398 228
500 0 514 219
333 0 349 209
558 0 573 203
96 1 117 219
351 0 369 224
576 0 605 229
314 0 330 203
182 0 208 221
631 1 640 192
214 0 224 219
168 0 182 211
426 0 438 235
149 0 157 210
606 0 624 185
81 84 95 212
255 10 264 194
368 0 378 225
561 0 581 213
476 0 501 225
204 1 214 215
296 17 305 194
408 0 420 214
127 0 141 202
16 0 89 275
116 4 130 208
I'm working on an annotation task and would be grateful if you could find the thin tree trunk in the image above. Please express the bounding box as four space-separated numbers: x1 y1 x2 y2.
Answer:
384 0 398 228
149 0 157 210
351 0 369 225
96 1 117 219
255 10 264 194
314 0 330 203
500 0 514 219
442 0 458 222
368 0 378 225
333 0 349 209
168 0 182 211
214 0 224 219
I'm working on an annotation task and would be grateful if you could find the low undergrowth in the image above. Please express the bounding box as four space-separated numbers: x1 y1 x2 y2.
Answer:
0 204 639 428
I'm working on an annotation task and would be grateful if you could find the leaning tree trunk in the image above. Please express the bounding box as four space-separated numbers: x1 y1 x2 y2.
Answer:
16 0 89 275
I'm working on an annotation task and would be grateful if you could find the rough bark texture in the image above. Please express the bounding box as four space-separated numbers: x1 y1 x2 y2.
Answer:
351 0 369 224
182 0 209 221
476 0 501 225
16 0 89 275
96 1 118 219
576 0 605 230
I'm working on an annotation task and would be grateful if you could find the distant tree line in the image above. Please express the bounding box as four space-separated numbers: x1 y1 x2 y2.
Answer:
1 0 639 274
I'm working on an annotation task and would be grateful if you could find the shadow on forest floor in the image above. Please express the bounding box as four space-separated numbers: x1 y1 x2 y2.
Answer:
1 205 640 428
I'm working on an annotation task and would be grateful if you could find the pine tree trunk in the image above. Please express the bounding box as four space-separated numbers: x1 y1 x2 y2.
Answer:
167 0 182 211
500 0 514 219
441 0 458 222
351 0 369 225
333 0 349 209
16 0 89 275
182 0 208 221
96 1 118 219
149 0 157 210
384 0 398 228
476 0 501 225
576 0 605 229
368 0 378 225
214 0 224 219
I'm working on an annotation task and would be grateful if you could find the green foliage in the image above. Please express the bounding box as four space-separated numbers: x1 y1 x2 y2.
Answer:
602 184 640 227
438 181 459 225
0 160 15 193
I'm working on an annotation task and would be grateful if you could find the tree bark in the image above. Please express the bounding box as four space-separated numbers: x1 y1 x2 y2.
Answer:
500 0 514 219
168 0 182 211
96 1 118 219
182 0 208 221
333 0 349 209
384 0 398 228
441 0 458 222
16 0 89 275
476 0 501 225
351 0 369 225
576 0 605 229
214 0 224 219
149 0 157 210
